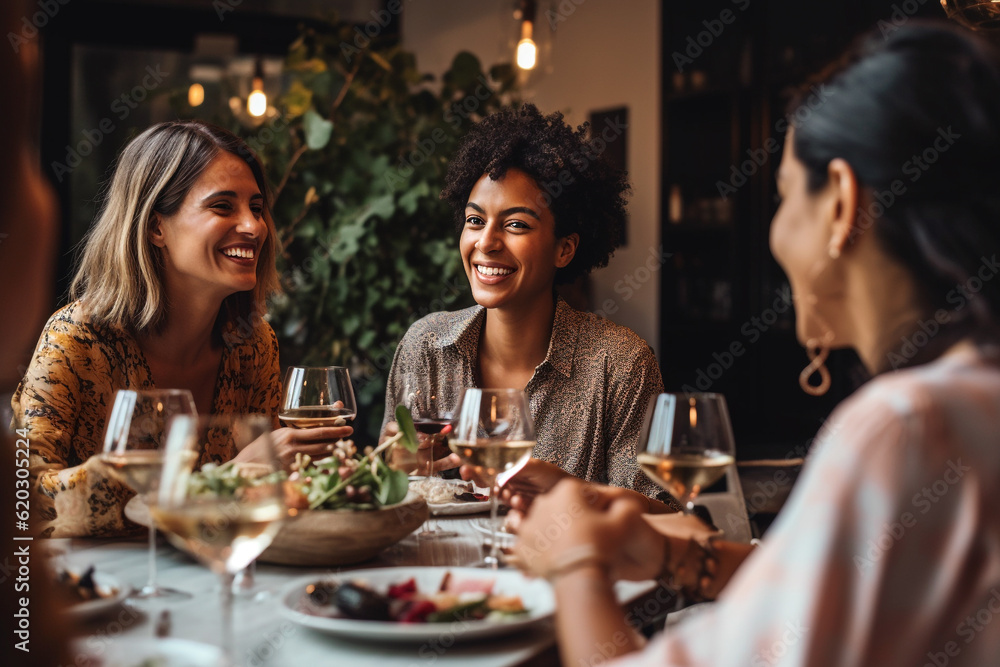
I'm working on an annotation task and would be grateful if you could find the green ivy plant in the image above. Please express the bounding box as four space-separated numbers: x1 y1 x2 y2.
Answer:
227 20 517 439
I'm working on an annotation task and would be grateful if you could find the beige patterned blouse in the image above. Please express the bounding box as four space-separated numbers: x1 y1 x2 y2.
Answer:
10 301 281 537
382 298 677 504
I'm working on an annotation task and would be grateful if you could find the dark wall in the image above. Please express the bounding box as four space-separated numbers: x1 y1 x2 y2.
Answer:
659 0 945 458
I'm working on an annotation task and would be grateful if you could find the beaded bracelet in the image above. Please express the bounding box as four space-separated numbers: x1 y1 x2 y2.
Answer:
662 535 719 601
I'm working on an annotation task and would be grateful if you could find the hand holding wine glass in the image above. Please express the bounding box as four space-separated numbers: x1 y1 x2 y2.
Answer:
250 366 355 467
635 392 734 607
451 388 536 568
97 388 197 601
153 414 286 662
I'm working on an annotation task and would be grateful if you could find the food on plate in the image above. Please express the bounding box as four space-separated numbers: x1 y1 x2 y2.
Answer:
409 477 489 504
299 572 528 623
54 566 117 604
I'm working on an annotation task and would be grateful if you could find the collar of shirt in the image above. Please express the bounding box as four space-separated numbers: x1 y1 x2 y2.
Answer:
435 297 582 380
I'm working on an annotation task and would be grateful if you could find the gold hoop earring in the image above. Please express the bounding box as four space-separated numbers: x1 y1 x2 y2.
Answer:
799 335 833 396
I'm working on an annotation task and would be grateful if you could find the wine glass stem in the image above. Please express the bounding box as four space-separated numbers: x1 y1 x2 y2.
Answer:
220 572 235 662
486 481 501 568
145 524 157 591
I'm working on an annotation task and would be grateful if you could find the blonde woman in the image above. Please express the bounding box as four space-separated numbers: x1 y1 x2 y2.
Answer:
12 121 350 537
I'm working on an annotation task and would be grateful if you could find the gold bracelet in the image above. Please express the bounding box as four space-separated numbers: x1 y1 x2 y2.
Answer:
540 544 608 582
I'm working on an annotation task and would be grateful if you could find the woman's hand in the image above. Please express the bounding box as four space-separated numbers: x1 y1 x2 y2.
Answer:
234 425 353 469
381 421 461 474
461 458 569 528
513 478 666 582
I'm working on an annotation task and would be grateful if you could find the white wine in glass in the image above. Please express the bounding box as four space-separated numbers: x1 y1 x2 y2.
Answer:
98 388 197 601
153 414 286 663
636 393 736 513
279 366 357 427
451 388 535 568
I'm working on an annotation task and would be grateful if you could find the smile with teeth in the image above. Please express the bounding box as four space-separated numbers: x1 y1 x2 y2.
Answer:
222 247 255 259
476 264 513 276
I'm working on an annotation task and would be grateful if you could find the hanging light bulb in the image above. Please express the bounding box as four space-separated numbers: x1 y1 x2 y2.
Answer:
247 57 267 117
515 0 538 70
187 82 205 107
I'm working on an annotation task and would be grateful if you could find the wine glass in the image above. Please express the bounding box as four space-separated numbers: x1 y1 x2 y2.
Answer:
451 388 536 568
636 393 736 515
396 374 459 539
153 414 286 663
279 366 357 428
97 388 197 601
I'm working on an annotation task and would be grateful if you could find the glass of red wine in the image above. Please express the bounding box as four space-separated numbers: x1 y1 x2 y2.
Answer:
396 375 459 539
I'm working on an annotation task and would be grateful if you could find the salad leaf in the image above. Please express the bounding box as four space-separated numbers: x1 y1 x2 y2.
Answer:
375 459 409 505
394 404 420 452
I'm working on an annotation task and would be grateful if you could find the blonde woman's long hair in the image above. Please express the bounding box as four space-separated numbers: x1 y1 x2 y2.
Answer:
71 120 279 334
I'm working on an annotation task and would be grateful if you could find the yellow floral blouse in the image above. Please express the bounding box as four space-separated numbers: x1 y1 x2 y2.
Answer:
10 301 281 538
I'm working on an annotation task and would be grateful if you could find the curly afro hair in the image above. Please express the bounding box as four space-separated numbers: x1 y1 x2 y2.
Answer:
440 103 630 285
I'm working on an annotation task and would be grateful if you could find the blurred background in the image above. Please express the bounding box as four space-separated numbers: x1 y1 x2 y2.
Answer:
22 0 983 468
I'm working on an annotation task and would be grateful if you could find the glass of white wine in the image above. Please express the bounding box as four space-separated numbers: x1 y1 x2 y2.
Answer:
153 414 286 662
451 388 535 568
279 366 357 427
97 388 197 601
636 393 736 515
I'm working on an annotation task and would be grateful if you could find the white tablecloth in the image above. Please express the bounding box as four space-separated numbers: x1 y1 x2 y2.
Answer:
57 515 663 667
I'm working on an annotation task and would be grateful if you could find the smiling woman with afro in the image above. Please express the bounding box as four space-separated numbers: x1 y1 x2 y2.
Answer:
382 102 678 513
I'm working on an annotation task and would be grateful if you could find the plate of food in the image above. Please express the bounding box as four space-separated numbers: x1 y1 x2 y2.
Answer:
408 476 491 516
278 566 554 642
55 566 130 620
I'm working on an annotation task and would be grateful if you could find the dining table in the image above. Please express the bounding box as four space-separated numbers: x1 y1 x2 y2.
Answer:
53 513 677 667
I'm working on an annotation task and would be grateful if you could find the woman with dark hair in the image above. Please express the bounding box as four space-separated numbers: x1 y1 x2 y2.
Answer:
383 104 678 509
513 22 1000 666
12 120 350 537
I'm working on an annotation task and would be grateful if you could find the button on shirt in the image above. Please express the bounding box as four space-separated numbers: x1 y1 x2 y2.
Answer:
383 298 677 503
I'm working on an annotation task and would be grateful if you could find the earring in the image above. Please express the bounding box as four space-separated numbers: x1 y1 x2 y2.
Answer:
799 333 833 396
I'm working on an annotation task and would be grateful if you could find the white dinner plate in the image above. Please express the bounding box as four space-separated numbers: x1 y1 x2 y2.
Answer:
72 637 224 666
408 477 491 516
60 570 131 620
278 566 554 643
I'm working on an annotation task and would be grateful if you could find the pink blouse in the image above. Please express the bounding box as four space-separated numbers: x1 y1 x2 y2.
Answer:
613 347 1000 667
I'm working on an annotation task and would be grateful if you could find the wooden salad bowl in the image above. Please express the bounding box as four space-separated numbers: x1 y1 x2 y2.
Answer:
258 491 429 566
